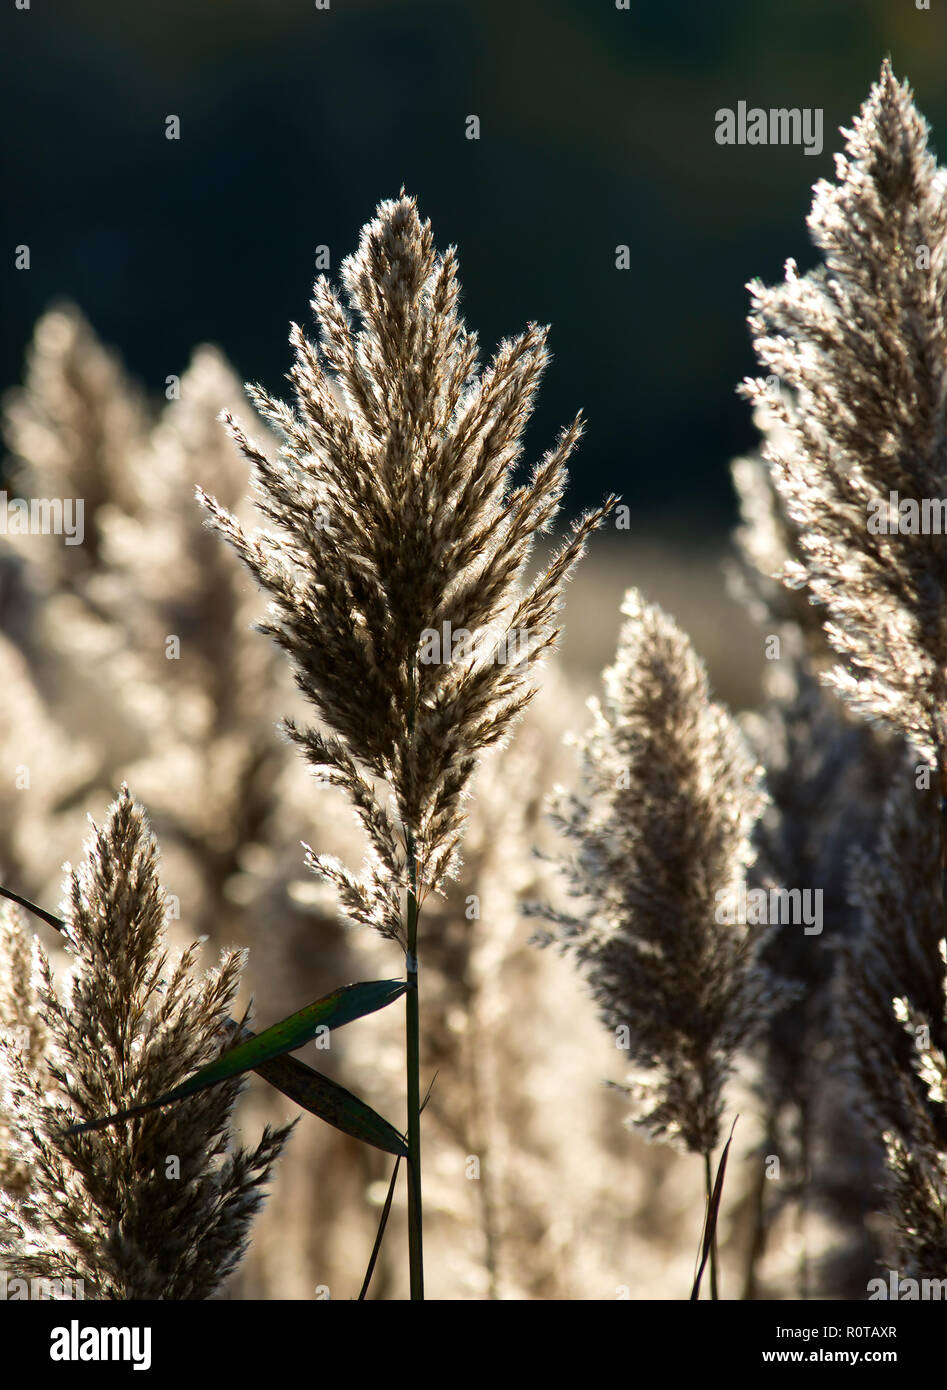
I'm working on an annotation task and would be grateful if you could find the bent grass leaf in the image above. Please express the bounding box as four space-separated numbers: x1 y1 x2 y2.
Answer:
358 1070 436 1298
0 881 409 1156
0 885 409 1153
64 979 407 1137
690 1116 738 1301
0 882 71 935
359 1154 402 1300
250 1049 408 1157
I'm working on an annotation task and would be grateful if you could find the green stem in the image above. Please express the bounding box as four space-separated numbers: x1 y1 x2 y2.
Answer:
405 836 423 1300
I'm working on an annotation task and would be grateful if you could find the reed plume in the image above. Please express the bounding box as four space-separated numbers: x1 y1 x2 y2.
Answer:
842 768 947 1278
742 60 947 1285
730 432 901 1296
198 191 615 1296
737 626 899 1296
1 309 375 1302
3 303 149 586
530 587 775 1294
0 787 292 1299
743 60 947 775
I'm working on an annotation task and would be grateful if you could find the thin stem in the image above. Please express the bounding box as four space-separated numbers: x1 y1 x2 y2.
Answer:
402 655 424 1301
692 1124 737 1300
405 832 423 1300
358 1155 402 1301
704 1150 719 1300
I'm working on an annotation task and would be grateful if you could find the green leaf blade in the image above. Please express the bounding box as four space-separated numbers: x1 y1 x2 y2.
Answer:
175 978 407 1096
64 978 407 1137
254 1052 408 1157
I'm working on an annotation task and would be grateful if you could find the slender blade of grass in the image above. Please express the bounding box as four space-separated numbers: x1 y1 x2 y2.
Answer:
63 978 407 1136
251 1050 408 1157
0 883 70 934
690 1117 739 1301
358 1155 402 1300
0 884 409 1154
355 1066 441 1300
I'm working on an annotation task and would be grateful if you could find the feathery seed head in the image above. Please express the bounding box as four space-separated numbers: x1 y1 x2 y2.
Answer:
199 193 614 937
531 588 773 1155
0 787 293 1298
743 61 947 770
842 767 947 1275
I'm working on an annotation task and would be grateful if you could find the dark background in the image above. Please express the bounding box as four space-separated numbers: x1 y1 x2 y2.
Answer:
3 0 947 529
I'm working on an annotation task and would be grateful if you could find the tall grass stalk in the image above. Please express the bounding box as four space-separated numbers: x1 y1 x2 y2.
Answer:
744 59 947 1283
405 832 423 1298
530 589 777 1299
199 191 613 1297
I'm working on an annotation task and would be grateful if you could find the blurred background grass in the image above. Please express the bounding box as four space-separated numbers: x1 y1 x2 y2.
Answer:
2 2 937 1297
4 0 947 533
5 0 947 705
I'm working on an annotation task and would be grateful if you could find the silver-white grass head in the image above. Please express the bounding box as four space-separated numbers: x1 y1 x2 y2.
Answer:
531 587 774 1155
728 405 830 657
3 303 150 583
199 192 615 943
743 61 947 774
0 787 293 1299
